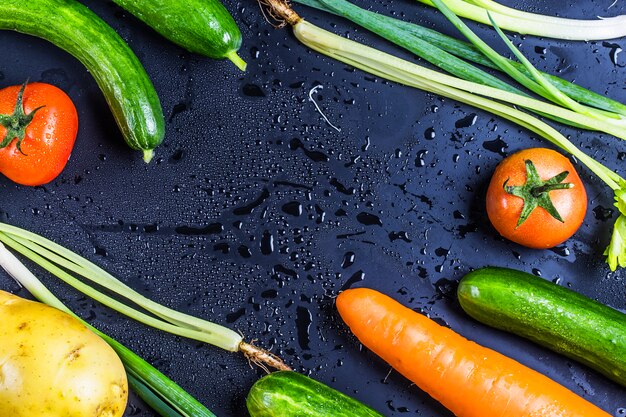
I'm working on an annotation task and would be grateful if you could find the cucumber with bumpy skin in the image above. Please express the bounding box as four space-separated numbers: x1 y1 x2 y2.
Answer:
112 0 247 71
247 371 384 417
458 267 626 387
0 0 165 163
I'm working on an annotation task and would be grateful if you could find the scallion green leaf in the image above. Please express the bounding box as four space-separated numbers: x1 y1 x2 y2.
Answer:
0 223 290 370
295 0 626 116
429 0 626 134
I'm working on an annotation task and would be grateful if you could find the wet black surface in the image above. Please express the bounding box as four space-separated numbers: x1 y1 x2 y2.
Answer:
1 0 626 415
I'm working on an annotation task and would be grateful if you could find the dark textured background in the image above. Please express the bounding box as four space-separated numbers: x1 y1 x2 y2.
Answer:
1 0 625 415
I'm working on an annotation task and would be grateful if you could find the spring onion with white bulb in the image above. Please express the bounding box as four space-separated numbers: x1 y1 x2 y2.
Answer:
428 0 626 134
296 0 626 133
258 0 626 269
297 0 626 116
0 241 216 417
0 223 290 371
416 0 626 40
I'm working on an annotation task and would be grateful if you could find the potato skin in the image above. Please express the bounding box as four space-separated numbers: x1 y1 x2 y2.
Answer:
0 291 128 417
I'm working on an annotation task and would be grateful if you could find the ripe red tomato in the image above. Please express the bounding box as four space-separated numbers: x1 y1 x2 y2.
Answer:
0 82 78 186
486 148 587 249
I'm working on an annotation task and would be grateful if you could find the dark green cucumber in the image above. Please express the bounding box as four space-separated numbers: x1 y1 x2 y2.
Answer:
458 267 626 387
0 0 165 163
247 371 384 417
112 0 246 70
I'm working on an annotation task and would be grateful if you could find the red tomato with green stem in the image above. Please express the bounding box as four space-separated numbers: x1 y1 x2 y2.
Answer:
0 82 78 186
486 148 587 249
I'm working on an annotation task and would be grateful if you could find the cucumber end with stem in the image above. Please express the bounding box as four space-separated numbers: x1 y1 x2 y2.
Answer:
143 149 155 163
227 51 248 71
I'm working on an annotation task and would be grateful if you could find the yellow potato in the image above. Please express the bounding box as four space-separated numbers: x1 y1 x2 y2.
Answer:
0 290 128 417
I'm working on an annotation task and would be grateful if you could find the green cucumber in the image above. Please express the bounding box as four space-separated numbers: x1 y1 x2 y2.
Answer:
458 267 626 387
247 371 384 417
112 0 247 71
0 0 165 163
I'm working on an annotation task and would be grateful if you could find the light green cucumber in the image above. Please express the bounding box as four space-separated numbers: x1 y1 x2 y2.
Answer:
459 267 626 387
112 0 247 70
247 371 384 417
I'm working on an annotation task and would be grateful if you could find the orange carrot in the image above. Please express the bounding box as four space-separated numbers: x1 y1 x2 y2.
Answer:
336 288 611 417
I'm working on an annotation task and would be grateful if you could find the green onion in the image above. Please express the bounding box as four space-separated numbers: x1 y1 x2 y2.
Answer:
429 0 626 131
296 0 626 129
0 241 216 417
258 0 626 270
307 0 524 94
0 223 290 371
486 12 622 124
297 18 626 141
127 374 185 417
415 0 626 40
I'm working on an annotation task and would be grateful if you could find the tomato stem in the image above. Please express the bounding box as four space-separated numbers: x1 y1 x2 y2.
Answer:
0 81 45 155
503 159 573 227
531 181 573 197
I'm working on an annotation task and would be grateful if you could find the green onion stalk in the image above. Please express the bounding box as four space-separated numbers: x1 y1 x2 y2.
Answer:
0 224 291 371
428 0 626 136
0 241 216 417
416 0 626 40
258 0 626 270
296 0 626 137
296 0 626 118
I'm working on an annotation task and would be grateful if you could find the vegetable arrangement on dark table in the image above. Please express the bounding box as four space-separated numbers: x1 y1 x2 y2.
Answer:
1 0 625 416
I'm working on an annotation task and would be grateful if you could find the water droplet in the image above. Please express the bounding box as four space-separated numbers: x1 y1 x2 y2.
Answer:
483 137 508 157
226 308 246 323
175 223 223 235
261 289 278 298
415 149 429 167
603 41 623 66
417 266 428 279
593 205 614 221
282 201 303 216
455 217 477 235
341 252 355 269
242 83 265 97
260 231 275 255
549 245 570 257
238 245 252 258
289 138 329 162
233 188 270 215
296 306 312 350
330 178 355 195
169 149 184 163
213 243 230 254
389 231 411 243
143 224 159 233
340 270 365 291
94 246 107 257
455 113 477 128
356 212 382 226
